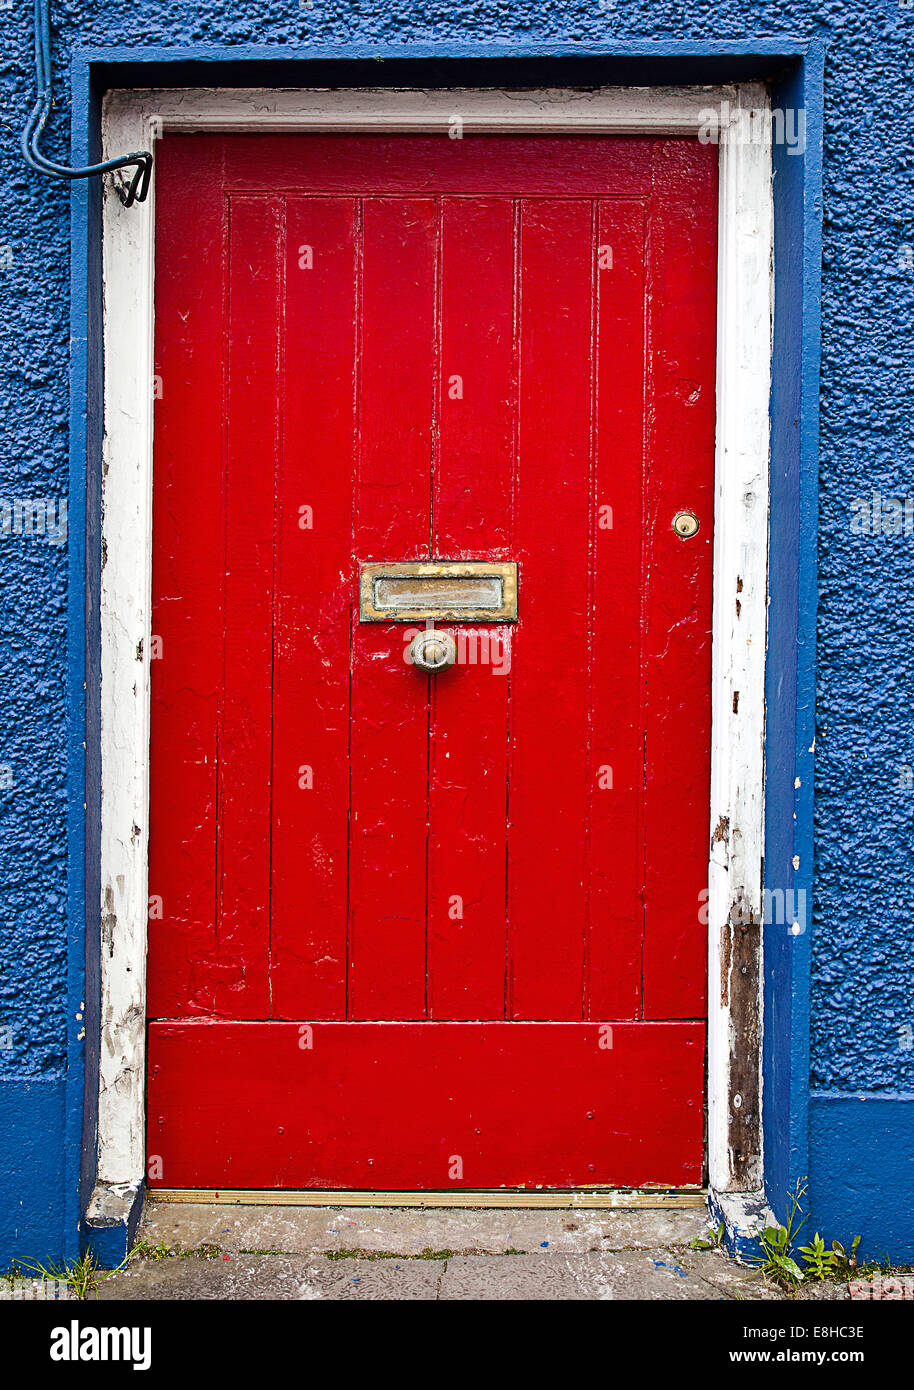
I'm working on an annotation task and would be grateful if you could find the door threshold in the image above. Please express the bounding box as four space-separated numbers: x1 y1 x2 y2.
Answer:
148 1188 707 1210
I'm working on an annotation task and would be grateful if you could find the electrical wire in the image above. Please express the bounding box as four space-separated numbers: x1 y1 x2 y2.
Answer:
21 0 151 206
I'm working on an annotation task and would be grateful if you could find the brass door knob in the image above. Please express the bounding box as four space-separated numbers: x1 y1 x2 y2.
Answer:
408 628 457 673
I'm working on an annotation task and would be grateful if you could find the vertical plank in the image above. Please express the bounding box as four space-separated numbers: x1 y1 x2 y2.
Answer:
147 138 225 1017
427 198 515 1019
213 194 280 1018
585 202 646 1020
508 199 594 1020
642 142 718 1018
348 197 437 1019
270 198 358 1019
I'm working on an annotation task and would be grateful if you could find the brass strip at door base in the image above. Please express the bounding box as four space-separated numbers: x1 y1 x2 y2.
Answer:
148 1188 706 1210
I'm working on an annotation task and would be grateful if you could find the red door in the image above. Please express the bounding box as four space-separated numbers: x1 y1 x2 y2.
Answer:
146 132 716 1191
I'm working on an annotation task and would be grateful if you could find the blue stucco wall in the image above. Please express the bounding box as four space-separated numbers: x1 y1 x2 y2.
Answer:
0 0 911 1265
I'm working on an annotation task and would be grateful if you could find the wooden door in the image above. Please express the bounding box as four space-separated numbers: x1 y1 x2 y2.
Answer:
146 132 716 1190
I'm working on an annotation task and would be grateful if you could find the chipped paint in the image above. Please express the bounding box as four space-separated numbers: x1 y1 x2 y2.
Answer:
725 893 763 1185
706 85 771 1202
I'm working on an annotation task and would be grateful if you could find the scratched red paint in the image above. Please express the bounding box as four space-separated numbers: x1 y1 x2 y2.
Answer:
147 134 717 1189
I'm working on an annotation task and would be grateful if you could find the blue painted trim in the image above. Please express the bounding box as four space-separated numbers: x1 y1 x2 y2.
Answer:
69 41 823 111
65 53 93 1269
75 40 816 61
69 52 107 1263
67 38 822 1260
787 41 825 1197
762 44 825 1229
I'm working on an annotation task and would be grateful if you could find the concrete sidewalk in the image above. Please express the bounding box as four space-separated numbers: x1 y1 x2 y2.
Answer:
94 1203 849 1301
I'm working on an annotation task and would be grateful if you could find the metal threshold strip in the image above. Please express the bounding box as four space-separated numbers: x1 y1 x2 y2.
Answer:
148 1189 707 1210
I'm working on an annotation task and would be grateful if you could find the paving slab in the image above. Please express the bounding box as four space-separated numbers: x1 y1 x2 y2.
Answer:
437 1250 774 1301
677 1249 785 1301
95 1253 442 1301
136 1201 708 1258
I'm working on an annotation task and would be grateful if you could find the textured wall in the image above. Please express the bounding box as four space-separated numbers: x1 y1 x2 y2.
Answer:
810 4 913 1093
0 8 70 1082
0 0 911 1253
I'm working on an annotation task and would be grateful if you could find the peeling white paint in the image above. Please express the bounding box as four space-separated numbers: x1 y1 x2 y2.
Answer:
105 83 742 137
99 98 157 1186
707 84 772 1200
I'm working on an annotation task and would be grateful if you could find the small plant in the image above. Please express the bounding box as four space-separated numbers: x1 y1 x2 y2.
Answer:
759 1227 803 1289
690 1221 725 1251
130 1238 175 1261
754 1181 808 1290
17 1249 127 1301
750 1181 864 1291
326 1248 396 1261
829 1236 861 1279
799 1232 861 1282
856 1251 900 1278
130 1238 224 1261
797 1232 833 1281
325 1246 455 1262
194 1243 224 1260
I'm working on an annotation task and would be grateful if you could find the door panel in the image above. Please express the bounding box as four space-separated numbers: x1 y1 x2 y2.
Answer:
147 133 717 1190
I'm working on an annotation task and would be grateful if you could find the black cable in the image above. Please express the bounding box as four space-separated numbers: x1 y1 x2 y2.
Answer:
21 0 152 206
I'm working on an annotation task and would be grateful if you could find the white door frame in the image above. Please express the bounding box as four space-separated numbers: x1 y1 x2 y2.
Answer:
96 83 773 1229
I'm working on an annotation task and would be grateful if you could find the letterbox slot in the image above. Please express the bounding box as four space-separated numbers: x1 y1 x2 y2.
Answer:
359 561 518 622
